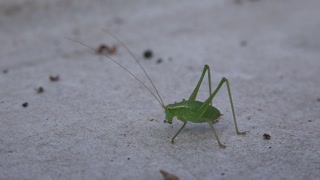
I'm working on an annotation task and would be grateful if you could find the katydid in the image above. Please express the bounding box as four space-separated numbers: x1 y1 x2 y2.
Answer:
68 34 246 148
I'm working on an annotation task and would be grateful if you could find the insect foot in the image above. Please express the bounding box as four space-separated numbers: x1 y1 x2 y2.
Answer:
219 143 226 149
237 131 247 135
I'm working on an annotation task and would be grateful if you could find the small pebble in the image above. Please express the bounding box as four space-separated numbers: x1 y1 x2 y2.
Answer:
22 102 28 107
96 44 117 54
263 133 271 140
96 44 108 54
49 75 60 82
156 58 163 64
36 87 44 93
143 50 153 59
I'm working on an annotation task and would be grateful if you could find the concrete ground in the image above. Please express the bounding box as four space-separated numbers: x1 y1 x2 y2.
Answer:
1 0 320 179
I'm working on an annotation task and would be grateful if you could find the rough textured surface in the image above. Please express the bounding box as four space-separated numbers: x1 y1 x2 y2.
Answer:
1 0 320 179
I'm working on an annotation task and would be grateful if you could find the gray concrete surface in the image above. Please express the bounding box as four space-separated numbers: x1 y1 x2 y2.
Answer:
1 0 320 179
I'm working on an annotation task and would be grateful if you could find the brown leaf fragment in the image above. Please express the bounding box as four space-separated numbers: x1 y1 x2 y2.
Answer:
160 169 180 180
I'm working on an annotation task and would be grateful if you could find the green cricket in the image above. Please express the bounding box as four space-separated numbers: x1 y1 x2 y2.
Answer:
68 34 246 148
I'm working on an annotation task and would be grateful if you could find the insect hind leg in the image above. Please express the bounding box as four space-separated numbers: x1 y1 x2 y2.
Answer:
188 65 213 105
198 77 246 135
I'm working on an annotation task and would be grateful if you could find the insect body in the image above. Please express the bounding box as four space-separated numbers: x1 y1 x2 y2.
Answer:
68 34 246 148
164 65 246 148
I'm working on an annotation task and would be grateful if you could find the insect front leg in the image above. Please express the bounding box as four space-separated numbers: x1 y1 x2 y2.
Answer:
171 122 187 144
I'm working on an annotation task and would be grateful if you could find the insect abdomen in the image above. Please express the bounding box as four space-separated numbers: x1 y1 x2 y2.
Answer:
172 101 221 123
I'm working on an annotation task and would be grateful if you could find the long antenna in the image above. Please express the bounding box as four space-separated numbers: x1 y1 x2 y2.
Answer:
105 31 165 107
66 37 166 109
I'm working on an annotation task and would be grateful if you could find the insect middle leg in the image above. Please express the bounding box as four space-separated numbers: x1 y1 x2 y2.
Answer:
207 122 226 148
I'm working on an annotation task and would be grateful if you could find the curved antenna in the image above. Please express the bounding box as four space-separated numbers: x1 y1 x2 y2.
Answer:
105 31 165 107
66 37 165 109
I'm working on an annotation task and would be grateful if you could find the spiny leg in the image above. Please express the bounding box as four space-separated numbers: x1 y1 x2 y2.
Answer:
188 65 213 105
207 122 226 148
198 77 246 135
171 122 187 144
